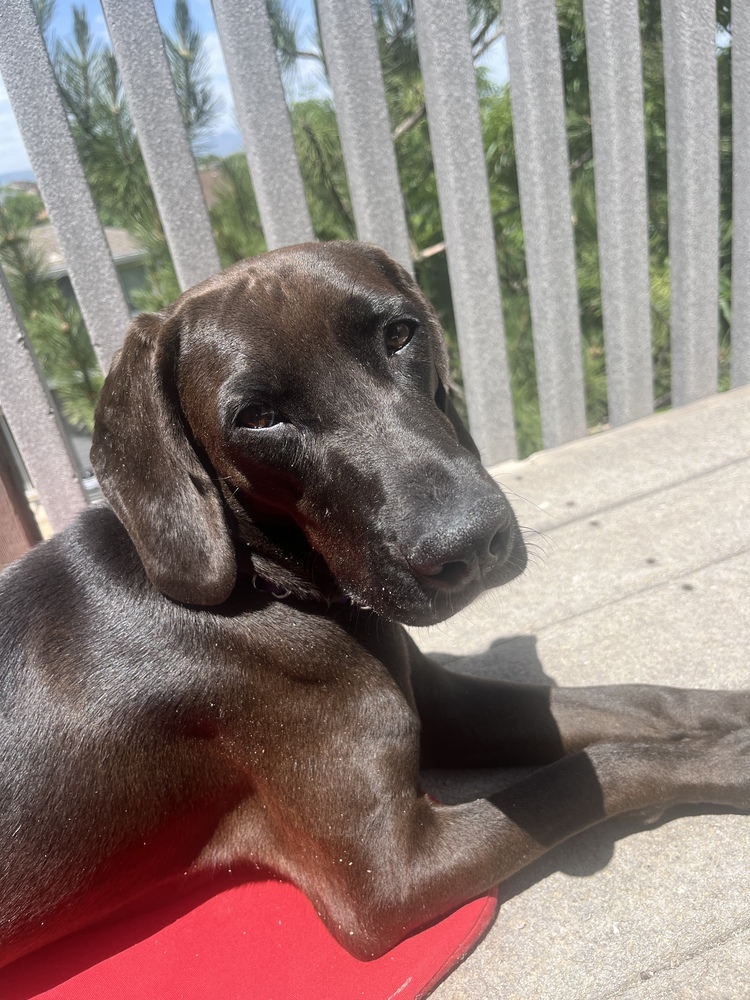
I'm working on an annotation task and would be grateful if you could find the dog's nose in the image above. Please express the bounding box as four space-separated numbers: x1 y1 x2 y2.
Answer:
411 556 475 588
408 515 513 589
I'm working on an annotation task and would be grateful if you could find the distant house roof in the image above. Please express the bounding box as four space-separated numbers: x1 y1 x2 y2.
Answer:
0 180 40 199
27 225 147 278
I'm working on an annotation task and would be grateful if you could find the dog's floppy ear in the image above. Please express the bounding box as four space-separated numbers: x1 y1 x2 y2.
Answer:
91 312 236 605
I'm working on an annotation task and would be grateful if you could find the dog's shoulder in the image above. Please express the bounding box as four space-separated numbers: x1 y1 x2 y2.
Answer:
0 505 146 609
0 506 158 686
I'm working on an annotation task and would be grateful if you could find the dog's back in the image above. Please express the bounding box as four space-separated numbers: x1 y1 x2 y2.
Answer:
0 508 226 960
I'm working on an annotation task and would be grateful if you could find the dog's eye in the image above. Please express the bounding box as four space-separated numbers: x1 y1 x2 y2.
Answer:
237 405 279 429
385 321 415 356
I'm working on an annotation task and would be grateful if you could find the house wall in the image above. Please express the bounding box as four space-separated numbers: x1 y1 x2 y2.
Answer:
0 419 41 571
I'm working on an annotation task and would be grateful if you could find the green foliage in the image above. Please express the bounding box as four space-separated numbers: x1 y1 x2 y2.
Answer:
53 8 149 229
17 0 223 418
266 0 324 73
292 100 356 240
17 0 734 455
24 301 104 432
15 0 221 425
209 154 267 267
0 191 102 431
165 0 222 149
48 0 219 309
0 191 48 309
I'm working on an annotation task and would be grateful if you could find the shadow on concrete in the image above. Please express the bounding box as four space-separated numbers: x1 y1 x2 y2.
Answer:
430 634 557 685
420 636 748 899
493 802 742 906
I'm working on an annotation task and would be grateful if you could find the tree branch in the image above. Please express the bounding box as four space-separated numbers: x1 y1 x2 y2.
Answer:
413 240 445 262
414 147 594 260
392 104 426 141
294 50 325 62
392 26 505 142
472 26 504 61
569 148 593 173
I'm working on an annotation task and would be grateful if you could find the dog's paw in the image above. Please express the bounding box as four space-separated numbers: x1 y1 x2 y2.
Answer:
707 690 750 734
661 688 750 741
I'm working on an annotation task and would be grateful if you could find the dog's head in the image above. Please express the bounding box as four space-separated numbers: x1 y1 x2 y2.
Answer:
92 242 526 626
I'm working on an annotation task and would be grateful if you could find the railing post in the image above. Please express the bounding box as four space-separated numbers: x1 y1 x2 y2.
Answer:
0 269 86 531
503 0 587 449
732 2 750 388
317 0 413 273
0 0 132 369
661 0 719 404
211 0 314 250
100 0 221 290
413 0 517 464
583 0 653 425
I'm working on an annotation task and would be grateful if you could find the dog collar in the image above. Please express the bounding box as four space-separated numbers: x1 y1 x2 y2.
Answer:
251 573 292 600
251 573 354 607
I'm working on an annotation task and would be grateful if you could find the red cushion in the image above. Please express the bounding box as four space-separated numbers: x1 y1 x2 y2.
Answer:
1 869 497 1000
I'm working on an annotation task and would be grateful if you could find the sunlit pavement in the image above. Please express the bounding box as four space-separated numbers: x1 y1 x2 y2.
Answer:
411 385 750 1000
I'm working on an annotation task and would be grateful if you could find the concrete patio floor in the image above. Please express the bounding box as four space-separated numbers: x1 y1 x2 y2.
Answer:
410 385 750 1000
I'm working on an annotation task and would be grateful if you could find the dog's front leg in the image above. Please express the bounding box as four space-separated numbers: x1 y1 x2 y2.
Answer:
278 729 750 960
408 643 750 768
234 648 750 960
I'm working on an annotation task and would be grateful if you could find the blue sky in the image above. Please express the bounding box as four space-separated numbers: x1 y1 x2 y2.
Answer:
0 0 507 183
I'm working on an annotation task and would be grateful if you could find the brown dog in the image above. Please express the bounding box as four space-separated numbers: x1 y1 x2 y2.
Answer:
1 242 748 968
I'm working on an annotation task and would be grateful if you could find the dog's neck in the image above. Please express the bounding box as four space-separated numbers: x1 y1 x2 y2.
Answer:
249 569 354 608
230 517 350 611
219 479 358 608
233 539 341 604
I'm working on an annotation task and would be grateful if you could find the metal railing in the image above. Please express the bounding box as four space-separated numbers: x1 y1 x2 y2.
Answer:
0 0 745 534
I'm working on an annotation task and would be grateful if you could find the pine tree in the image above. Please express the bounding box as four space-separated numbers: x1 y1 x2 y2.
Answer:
17 0 732 455
8 0 222 433
0 190 102 432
